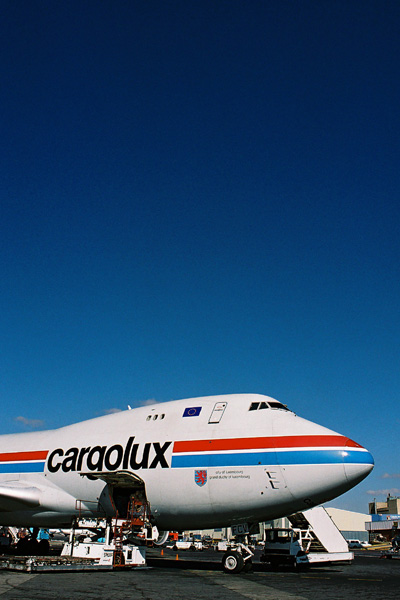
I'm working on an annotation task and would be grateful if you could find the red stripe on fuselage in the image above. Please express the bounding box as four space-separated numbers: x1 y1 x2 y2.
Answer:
0 450 48 462
173 436 362 453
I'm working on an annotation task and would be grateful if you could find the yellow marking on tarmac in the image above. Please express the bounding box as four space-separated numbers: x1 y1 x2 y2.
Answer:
300 576 331 579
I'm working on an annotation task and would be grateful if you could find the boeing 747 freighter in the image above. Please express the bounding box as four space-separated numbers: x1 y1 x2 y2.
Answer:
0 394 373 542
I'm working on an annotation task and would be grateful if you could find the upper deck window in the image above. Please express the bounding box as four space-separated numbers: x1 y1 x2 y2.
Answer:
146 413 166 421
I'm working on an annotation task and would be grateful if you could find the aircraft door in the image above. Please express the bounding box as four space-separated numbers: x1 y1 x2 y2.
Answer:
84 471 149 520
208 402 227 424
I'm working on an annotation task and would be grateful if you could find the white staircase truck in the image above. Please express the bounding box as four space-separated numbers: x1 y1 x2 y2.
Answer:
260 506 354 567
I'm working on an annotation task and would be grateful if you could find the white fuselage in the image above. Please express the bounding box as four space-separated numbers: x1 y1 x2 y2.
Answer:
0 394 374 529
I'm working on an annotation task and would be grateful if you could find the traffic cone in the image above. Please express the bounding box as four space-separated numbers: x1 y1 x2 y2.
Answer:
161 549 164 556
175 553 179 561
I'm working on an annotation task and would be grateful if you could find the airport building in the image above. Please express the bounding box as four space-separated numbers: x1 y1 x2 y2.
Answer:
365 496 400 541
325 507 371 542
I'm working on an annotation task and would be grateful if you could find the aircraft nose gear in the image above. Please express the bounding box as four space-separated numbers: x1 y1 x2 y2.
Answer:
222 542 253 573
223 551 243 573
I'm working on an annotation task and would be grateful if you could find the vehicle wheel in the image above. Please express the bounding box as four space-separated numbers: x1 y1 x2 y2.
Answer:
222 551 244 574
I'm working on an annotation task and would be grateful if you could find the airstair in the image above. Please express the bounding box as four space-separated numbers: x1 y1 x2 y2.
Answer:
261 506 353 567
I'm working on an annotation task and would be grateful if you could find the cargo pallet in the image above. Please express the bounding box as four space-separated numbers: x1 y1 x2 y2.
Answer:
0 555 113 573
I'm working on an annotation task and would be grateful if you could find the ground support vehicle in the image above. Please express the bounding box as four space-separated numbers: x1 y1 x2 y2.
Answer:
60 494 155 568
260 507 354 569
167 537 204 551
380 533 400 559
61 539 146 567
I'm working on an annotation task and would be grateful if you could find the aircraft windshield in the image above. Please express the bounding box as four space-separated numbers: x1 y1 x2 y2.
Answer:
249 401 291 412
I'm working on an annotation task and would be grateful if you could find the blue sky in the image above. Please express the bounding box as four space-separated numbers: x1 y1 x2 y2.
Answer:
1 0 399 513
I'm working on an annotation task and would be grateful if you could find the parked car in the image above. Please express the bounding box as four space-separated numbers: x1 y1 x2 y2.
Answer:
166 537 204 551
348 539 369 548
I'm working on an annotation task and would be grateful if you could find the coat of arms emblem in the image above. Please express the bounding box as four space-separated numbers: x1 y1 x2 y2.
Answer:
194 469 207 486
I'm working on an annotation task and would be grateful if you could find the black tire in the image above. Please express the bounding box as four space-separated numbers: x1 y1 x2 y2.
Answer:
222 551 244 574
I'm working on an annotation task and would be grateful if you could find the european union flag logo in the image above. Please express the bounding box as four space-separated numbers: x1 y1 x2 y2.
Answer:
183 407 202 417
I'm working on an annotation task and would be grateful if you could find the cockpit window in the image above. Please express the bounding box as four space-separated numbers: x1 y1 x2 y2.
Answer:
268 401 290 411
248 400 291 412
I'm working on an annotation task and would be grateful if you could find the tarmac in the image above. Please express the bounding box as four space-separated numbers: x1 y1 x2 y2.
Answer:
0 547 399 600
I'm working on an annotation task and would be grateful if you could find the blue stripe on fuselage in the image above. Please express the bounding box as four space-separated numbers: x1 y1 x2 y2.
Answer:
171 450 374 468
0 462 46 473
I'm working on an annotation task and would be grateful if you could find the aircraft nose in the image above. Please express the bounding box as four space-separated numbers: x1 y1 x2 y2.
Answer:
342 438 374 486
